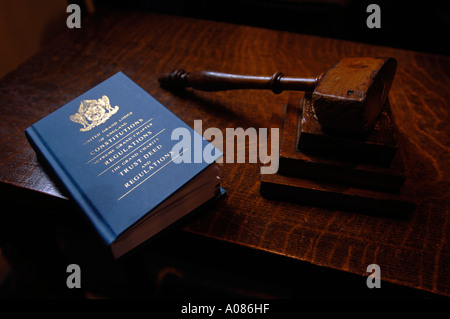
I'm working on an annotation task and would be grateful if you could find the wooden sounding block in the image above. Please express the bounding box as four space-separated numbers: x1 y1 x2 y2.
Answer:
260 172 414 216
312 57 397 133
260 95 415 216
279 95 406 192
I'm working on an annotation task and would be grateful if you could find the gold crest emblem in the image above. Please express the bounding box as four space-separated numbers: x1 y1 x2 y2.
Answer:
70 95 119 131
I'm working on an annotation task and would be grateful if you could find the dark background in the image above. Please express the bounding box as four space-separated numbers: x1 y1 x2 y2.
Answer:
90 0 449 56
1 1 447 79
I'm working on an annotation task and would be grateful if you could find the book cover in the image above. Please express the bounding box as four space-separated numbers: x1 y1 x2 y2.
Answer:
25 72 223 258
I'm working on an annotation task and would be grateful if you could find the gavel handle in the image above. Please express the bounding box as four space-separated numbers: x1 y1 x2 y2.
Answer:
158 69 323 94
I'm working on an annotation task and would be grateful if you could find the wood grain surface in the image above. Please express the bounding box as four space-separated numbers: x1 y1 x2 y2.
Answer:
0 10 449 297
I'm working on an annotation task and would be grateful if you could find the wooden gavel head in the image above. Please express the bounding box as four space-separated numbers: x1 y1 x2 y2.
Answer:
159 57 397 133
311 57 397 133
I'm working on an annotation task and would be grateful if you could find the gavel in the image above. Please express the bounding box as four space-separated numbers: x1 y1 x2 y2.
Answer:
159 57 397 133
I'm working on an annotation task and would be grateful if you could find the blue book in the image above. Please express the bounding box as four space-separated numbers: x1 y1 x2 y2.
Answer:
26 72 223 258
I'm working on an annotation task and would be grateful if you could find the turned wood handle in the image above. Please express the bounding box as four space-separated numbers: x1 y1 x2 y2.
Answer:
158 69 323 94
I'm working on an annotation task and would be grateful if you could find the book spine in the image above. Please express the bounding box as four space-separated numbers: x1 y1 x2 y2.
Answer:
25 126 116 245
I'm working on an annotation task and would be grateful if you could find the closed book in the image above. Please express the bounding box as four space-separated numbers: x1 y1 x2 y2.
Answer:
25 72 223 258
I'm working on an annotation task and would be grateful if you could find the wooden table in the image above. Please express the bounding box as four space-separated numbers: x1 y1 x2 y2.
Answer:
0 10 449 298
